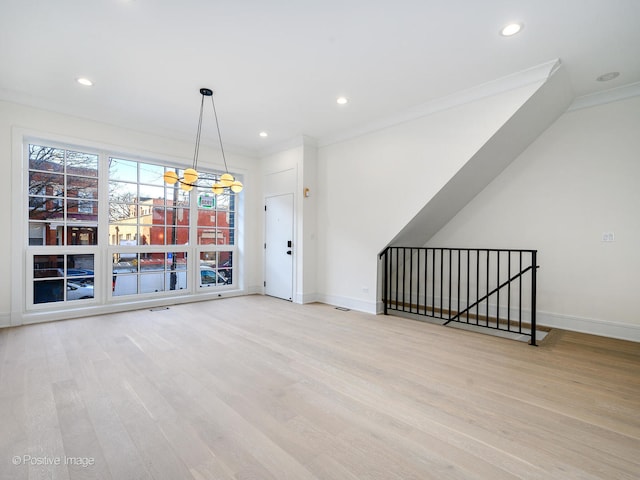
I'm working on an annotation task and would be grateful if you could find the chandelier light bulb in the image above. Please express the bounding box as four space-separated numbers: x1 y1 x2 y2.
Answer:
230 180 244 193
183 168 198 185
220 173 234 187
163 171 179 185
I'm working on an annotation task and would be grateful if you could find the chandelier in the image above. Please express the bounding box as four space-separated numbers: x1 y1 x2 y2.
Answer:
163 88 243 194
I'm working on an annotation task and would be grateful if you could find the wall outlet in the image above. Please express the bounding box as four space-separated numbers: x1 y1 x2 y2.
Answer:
602 232 615 242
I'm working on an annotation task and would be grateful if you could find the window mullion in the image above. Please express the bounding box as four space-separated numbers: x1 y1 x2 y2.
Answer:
98 150 111 301
189 185 199 293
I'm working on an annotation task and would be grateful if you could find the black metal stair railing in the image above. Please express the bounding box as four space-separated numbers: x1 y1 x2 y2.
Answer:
379 247 539 345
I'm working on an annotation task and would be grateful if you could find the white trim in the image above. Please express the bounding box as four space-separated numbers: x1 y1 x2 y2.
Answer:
10 128 26 325
246 284 263 295
10 128 246 327
259 135 317 158
568 81 640 112
317 59 561 147
17 289 247 326
375 290 640 342
0 89 257 158
315 293 378 315
538 310 640 343
296 292 319 304
263 165 297 180
18 128 188 170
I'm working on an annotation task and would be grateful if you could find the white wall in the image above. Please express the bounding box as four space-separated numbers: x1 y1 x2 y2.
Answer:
301 141 318 303
0 100 261 326
316 82 542 313
426 96 640 341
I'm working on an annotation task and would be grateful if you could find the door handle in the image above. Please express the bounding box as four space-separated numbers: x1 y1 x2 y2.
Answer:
286 250 292 255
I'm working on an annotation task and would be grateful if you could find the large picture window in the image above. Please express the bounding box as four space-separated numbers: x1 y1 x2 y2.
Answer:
24 140 241 310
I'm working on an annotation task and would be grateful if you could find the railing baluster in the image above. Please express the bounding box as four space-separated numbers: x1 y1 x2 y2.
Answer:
486 250 490 327
388 248 392 309
413 248 420 313
439 249 443 319
402 248 407 312
395 247 399 311
466 249 470 324
409 248 414 313
457 249 461 323
519 251 523 333
531 251 537 346
414 248 420 313
445 249 449 319
431 248 435 317
497 250 500 329
383 248 388 315
476 250 480 325
424 248 428 316
508 252 512 331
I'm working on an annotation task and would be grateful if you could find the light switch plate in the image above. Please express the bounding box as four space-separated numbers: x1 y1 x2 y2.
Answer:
602 232 615 242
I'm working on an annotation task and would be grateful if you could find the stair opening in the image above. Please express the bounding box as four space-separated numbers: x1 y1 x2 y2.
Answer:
379 247 539 345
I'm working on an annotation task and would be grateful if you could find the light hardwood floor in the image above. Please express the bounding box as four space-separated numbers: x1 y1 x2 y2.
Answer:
0 295 638 479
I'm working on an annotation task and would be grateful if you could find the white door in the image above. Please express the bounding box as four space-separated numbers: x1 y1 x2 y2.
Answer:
265 194 294 301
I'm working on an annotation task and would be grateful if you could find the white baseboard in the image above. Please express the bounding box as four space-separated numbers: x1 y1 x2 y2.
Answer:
382 294 640 343
538 311 640 343
246 284 264 295
6 289 248 328
315 294 378 314
7 290 638 343
296 292 319 304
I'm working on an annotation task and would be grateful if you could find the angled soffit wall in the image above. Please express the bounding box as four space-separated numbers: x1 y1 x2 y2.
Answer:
387 60 575 248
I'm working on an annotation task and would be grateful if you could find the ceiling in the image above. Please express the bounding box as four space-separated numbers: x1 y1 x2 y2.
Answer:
1 0 639 155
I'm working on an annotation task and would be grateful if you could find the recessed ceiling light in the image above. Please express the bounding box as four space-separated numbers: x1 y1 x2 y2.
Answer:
336 96 348 105
596 71 620 82
259 131 268 138
76 77 93 86
500 23 523 36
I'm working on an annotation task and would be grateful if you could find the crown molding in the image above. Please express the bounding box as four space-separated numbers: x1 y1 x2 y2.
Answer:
317 59 562 148
0 91 258 159
258 135 318 158
568 81 640 112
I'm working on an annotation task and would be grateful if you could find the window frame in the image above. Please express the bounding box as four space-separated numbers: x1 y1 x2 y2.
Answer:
26 246 100 310
19 134 242 315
